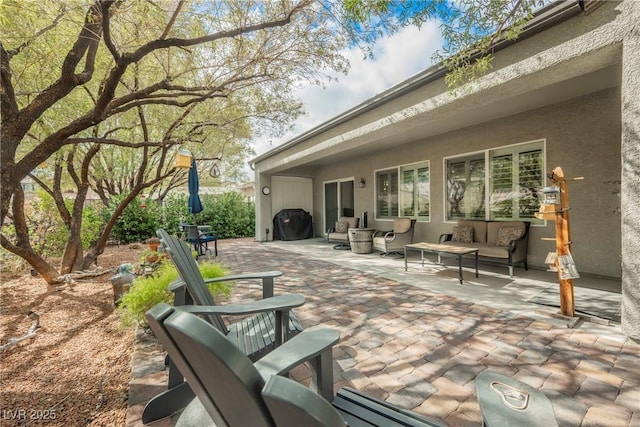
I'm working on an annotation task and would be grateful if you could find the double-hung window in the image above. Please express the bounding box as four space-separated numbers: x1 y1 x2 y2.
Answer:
445 140 544 222
376 161 430 221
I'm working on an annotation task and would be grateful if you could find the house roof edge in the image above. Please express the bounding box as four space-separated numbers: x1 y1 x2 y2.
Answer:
250 0 583 167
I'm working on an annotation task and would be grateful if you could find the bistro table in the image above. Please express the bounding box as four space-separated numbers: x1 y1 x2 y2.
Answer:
404 242 479 284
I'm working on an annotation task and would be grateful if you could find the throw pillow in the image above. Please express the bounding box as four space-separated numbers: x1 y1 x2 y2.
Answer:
335 221 348 233
452 225 474 243
496 226 523 246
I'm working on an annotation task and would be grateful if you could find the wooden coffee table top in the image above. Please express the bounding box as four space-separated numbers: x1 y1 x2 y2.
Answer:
405 242 479 255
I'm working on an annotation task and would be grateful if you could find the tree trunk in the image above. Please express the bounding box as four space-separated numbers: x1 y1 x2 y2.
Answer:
1 234 61 285
61 238 84 274
82 190 140 269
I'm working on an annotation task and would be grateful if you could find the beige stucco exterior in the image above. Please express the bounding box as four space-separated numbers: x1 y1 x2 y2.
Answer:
252 1 640 338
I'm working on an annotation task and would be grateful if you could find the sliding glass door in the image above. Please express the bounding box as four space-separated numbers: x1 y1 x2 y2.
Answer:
324 179 355 233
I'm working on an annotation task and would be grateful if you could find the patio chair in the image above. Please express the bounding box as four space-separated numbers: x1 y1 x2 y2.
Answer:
144 303 339 426
145 304 447 427
142 230 304 424
327 216 359 249
184 224 217 258
147 304 444 427
372 218 416 257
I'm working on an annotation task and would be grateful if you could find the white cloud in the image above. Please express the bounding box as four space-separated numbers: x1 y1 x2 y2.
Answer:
251 22 443 161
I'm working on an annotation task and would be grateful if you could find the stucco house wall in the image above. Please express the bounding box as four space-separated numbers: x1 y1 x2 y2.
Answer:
311 87 621 278
252 1 639 338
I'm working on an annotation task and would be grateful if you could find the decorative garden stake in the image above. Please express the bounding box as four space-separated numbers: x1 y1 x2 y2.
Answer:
536 166 583 318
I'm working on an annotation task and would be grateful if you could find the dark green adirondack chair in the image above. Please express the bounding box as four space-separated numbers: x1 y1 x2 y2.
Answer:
145 304 448 427
145 303 339 426
142 230 304 424
157 229 304 353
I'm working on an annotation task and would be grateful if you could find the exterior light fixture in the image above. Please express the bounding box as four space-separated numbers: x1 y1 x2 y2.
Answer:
359 177 366 188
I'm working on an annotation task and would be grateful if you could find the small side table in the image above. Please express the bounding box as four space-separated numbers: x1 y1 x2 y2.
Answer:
348 228 375 254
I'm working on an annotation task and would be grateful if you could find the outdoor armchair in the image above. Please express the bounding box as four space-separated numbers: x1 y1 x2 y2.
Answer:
372 218 416 257
184 224 217 258
144 304 446 427
144 303 339 426
142 229 304 424
327 216 359 249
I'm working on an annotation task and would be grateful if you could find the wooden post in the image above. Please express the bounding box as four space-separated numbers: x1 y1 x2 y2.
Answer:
550 167 575 317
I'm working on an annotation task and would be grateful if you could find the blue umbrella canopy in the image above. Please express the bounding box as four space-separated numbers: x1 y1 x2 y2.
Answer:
188 159 203 215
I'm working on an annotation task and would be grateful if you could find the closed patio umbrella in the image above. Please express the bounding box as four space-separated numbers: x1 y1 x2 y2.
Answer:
188 159 203 220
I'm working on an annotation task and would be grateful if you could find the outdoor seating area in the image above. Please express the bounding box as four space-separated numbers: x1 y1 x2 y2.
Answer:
439 220 530 277
126 238 636 427
182 224 218 258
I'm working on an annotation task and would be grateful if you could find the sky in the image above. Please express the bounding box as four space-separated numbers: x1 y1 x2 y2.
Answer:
250 21 444 160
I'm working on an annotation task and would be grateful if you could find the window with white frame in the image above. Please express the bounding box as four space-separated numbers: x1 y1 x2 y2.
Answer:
376 161 430 220
446 154 486 220
445 140 544 222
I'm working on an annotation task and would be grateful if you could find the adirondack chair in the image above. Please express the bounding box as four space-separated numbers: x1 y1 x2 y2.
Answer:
157 229 304 349
145 303 339 426
145 304 447 427
143 230 305 424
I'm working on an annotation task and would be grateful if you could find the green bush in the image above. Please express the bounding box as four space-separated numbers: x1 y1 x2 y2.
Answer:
196 192 255 239
110 194 162 243
118 260 233 328
158 192 255 239
198 262 234 298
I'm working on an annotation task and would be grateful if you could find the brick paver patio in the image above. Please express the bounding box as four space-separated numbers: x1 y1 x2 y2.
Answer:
126 238 639 427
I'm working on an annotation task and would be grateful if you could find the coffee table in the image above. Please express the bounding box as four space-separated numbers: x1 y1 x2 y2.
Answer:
404 242 479 284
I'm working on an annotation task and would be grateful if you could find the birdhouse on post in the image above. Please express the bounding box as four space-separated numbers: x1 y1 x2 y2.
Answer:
535 167 583 318
536 186 561 220
175 149 192 169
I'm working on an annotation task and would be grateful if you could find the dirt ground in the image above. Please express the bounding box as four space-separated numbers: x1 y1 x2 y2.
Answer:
1 244 146 426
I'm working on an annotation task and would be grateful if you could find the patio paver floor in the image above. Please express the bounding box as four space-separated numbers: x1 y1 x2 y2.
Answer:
126 238 638 427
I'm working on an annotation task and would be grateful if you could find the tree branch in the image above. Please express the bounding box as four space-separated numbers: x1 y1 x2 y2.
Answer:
63 137 179 148
160 1 186 40
101 0 120 61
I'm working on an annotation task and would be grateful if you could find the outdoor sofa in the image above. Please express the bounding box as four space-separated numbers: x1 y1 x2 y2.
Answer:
439 219 530 277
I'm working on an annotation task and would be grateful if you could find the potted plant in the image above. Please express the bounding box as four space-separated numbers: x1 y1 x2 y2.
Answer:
140 248 160 264
146 236 161 252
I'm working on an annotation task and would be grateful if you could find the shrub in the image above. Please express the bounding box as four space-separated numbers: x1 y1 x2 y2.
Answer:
118 260 233 328
198 262 234 298
197 192 255 238
110 194 161 243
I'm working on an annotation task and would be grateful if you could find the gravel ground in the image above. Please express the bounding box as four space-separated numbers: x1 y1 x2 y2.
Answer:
1 244 145 426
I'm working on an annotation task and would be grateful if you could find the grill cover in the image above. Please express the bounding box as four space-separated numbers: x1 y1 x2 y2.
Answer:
273 209 313 241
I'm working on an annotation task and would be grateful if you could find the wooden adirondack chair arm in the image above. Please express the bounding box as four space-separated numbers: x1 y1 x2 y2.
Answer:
168 270 283 299
178 294 305 316
202 270 282 282
203 270 282 298
255 328 340 400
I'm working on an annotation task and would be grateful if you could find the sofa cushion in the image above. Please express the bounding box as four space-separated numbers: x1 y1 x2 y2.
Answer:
458 220 487 243
487 221 526 245
452 225 474 243
338 216 359 229
335 221 349 233
496 226 523 247
393 218 412 233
